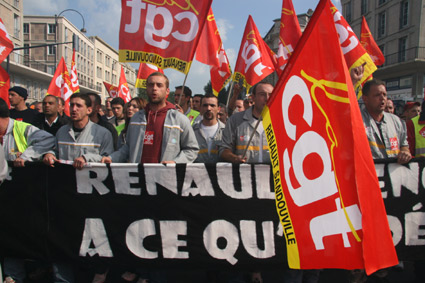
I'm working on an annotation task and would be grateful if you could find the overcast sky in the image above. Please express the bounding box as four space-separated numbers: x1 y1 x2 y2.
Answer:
23 0 342 95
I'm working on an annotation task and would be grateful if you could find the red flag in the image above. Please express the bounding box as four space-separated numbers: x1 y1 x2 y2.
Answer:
0 66 10 107
135 63 163 89
233 16 275 92
196 8 231 96
330 4 376 92
70 49 80 93
0 18 13 63
103 82 119 98
361 16 385 66
119 0 212 74
262 0 397 274
275 0 302 75
46 57 73 116
118 66 131 103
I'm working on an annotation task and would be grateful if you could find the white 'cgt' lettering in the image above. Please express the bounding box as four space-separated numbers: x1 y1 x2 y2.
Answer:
241 41 268 76
124 1 199 49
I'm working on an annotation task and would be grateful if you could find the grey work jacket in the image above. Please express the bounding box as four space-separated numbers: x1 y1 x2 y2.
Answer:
193 120 225 163
110 108 198 163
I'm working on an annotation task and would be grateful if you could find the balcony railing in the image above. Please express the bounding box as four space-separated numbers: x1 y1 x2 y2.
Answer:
381 47 425 67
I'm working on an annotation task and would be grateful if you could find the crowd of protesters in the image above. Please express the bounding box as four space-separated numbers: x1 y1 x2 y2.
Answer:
1 68 425 283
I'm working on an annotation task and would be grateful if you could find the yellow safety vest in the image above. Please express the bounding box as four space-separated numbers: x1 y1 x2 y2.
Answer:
12 120 30 153
412 116 425 157
116 123 125 136
186 109 200 125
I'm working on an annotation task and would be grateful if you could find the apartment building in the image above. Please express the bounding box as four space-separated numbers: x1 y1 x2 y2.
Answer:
342 0 425 101
0 1 136 104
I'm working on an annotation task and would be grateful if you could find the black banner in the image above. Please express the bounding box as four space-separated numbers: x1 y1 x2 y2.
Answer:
0 160 424 270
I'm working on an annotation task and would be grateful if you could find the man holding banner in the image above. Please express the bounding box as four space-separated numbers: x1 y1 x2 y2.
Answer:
361 79 411 164
102 72 198 163
219 82 273 164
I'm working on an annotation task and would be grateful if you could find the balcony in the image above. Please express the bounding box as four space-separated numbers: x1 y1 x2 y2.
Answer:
381 47 425 67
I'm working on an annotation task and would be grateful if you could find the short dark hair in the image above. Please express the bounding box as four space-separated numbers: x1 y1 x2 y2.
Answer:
201 94 218 106
147 72 169 88
70 93 92 107
251 82 273 96
194 94 204 99
58 96 65 106
43 95 59 104
0 98 10 118
111 97 125 107
362 78 386 96
219 103 228 114
175 85 192 97
87 93 101 107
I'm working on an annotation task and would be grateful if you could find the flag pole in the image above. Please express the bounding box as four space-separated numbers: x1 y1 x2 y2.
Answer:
178 71 190 106
241 116 262 160
225 80 235 107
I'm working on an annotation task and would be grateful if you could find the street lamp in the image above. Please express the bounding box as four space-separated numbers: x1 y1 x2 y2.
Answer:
54 9 87 66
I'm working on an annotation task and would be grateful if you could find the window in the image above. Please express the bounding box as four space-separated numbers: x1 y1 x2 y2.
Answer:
361 0 368 15
97 67 102 79
398 37 407 62
400 1 409 29
344 1 352 23
48 24 56 34
47 66 55 75
105 70 109 81
24 44 29 55
47 45 56 55
378 12 386 38
105 56 110 67
14 14 20 38
23 23 29 34
379 0 387 5
97 51 103 63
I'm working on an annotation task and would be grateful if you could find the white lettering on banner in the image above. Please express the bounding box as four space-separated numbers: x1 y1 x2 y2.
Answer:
172 12 198 42
284 131 338 206
281 75 337 206
388 163 419 197
79 218 113 257
181 164 215 197
144 164 177 195
332 10 359 55
240 220 275 258
375 164 386 198
277 43 294 70
120 84 131 102
216 164 253 199
241 41 268 76
111 166 140 195
76 167 110 195
282 75 313 141
126 219 158 259
387 215 403 246
310 198 362 250
55 74 73 101
405 212 425 246
71 68 79 88
125 0 147 33
160 221 189 259
124 2 199 49
254 164 275 199
203 220 239 265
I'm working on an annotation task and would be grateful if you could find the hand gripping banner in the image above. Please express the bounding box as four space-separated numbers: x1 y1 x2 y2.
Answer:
262 0 397 274
119 0 212 74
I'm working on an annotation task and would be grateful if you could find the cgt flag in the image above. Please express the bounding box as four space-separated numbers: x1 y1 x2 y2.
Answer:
0 17 13 63
70 49 80 93
119 0 212 74
330 3 376 94
196 8 232 96
0 66 10 107
262 0 398 274
233 16 275 93
118 66 131 103
135 63 163 89
46 57 73 116
361 16 385 67
103 82 119 98
275 0 302 76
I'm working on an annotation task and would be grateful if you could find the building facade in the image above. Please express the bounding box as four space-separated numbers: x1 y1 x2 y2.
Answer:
342 0 425 101
0 1 136 104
